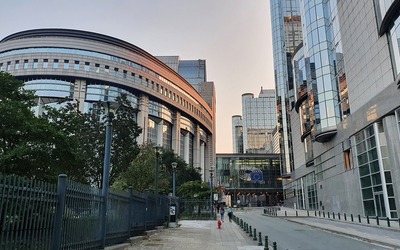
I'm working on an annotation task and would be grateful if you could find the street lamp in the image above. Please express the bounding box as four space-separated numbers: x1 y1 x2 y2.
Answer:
100 101 120 249
209 166 214 220
171 162 178 197
154 145 161 226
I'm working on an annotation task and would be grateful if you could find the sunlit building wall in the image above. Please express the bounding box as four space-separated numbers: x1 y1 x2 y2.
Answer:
0 29 216 182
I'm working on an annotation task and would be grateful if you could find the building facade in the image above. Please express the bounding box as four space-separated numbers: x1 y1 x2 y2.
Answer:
272 0 400 218
270 0 303 177
232 88 277 154
0 29 216 181
216 153 282 207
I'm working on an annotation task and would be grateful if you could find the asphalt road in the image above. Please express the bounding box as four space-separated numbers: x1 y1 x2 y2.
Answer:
235 210 391 250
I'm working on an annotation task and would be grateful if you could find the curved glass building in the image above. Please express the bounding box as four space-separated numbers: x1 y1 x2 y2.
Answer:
0 29 216 181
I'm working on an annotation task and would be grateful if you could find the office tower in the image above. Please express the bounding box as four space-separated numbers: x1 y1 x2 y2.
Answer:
270 0 303 177
233 88 277 154
232 115 244 154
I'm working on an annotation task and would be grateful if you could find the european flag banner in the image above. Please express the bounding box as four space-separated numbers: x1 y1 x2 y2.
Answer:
250 171 263 181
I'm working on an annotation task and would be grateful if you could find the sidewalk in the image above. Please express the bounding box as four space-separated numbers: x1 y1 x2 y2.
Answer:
124 220 264 250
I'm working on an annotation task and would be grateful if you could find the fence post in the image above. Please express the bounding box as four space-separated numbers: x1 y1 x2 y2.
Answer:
264 236 269 250
128 187 133 236
52 174 67 250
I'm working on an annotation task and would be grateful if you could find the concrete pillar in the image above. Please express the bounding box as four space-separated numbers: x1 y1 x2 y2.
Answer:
193 125 201 169
200 142 205 181
157 120 164 147
73 79 86 112
172 112 181 154
137 95 149 144
184 133 190 163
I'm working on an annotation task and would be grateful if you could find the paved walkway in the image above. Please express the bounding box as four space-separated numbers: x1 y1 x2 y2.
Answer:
126 220 263 250
108 207 400 250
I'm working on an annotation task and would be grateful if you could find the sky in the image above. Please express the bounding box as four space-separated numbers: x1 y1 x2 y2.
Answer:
0 0 275 153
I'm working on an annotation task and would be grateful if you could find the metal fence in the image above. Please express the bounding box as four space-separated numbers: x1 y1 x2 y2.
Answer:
179 199 212 220
0 173 178 249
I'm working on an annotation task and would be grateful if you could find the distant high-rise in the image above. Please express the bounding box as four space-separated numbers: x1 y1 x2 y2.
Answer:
233 88 277 154
231 115 243 154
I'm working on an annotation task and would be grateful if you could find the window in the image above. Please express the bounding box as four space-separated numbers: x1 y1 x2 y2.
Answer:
15 60 19 70
139 75 142 84
114 68 119 77
151 81 155 90
105 65 110 73
7 61 11 71
74 61 80 70
95 63 100 73
23 59 29 69
123 70 127 79
53 59 59 69
0 63 3 71
63 60 69 69
145 78 149 87
43 59 48 68
84 62 90 72
344 148 353 171
34 59 39 69
131 73 135 82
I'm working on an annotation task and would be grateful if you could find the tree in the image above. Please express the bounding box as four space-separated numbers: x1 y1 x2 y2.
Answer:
0 72 73 181
177 181 211 199
112 142 156 192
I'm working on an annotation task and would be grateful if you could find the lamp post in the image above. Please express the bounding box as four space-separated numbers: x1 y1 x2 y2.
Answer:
100 101 120 249
210 166 214 220
171 162 177 197
154 145 161 226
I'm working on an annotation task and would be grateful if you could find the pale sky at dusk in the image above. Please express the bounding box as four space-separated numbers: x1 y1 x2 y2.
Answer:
0 0 275 153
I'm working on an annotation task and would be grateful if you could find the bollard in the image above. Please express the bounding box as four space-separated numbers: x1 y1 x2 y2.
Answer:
285 211 287 217
258 232 262 246
245 223 248 232
358 214 361 223
387 217 390 227
367 215 370 224
253 228 257 241
376 216 379 226
315 210 317 217
273 241 277 250
328 212 330 219
319 211 321 217
323 211 325 218
307 210 309 216
338 213 341 220
296 210 298 217
333 212 335 219
344 213 347 221
264 208 266 214
249 226 253 237
351 214 354 222
264 236 269 250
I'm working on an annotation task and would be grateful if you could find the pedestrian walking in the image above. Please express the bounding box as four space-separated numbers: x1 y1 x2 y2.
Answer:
227 206 233 222
220 206 225 222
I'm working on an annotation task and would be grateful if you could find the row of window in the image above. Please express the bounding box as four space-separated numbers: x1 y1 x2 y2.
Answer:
0 58 212 129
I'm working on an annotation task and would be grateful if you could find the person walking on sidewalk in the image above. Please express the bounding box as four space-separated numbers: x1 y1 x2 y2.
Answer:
227 206 233 222
220 206 225 222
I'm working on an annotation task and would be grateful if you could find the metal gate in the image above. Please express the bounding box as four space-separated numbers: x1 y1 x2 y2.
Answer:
178 199 212 220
